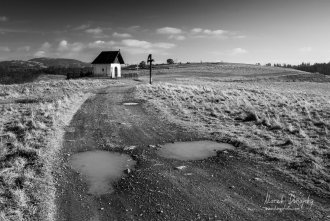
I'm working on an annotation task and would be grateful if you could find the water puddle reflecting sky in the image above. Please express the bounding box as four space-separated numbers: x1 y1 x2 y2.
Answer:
158 141 234 161
70 151 136 195
123 102 139 106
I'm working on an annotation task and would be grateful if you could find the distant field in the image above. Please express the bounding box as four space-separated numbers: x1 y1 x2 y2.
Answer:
136 63 330 197
126 62 315 80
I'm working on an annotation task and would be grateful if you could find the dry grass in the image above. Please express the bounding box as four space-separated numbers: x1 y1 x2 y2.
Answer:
0 79 122 221
136 79 330 196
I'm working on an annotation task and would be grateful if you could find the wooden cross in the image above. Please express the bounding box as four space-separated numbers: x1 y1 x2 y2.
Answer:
147 54 154 84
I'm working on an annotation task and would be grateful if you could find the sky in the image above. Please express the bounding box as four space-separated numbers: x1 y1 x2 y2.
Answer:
0 0 330 64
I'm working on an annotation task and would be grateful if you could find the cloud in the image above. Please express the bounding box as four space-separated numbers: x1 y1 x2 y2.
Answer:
299 46 312 52
34 51 46 57
85 27 103 35
17 46 31 52
57 40 85 53
157 27 186 41
157 27 182 35
127 25 140 31
33 42 52 57
41 42 51 51
0 16 8 22
33 40 85 59
0 46 10 52
190 28 228 38
203 29 228 35
169 35 186 40
122 39 152 49
152 42 176 49
231 48 248 55
119 39 175 55
88 40 116 49
74 24 90 30
191 28 203 34
190 28 244 39
113 32 132 38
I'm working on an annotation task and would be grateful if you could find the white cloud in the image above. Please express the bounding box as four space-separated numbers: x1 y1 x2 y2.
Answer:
169 35 186 40
152 42 176 49
191 28 203 33
88 40 115 49
118 39 175 55
0 16 8 22
57 40 85 53
190 28 244 39
157 27 182 35
121 39 152 49
85 27 103 35
113 32 132 38
127 25 140 31
74 24 90 30
33 42 51 57
58 40 68 51
41 42 51 51
34 51 46 57
299 46 312 52
17 46 31 52
203 29 227 35
231 48 248 55
0 46 10 52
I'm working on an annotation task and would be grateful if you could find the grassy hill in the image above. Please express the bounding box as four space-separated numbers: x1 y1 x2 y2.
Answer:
136 64 330 198
29 57 91 68
0 58 92 85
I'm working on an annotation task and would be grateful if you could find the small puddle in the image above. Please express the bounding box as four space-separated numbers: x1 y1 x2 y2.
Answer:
157 140 234 161
123 102 139 106
70 151 136 195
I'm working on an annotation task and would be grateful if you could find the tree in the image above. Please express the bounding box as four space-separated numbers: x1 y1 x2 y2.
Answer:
167 59 174 64
139 61 147 69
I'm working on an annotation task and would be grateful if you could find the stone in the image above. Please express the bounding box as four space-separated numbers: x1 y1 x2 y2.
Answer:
175 166 187 170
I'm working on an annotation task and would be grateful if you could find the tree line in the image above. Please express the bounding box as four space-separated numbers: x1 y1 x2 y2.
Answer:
261 62 330 75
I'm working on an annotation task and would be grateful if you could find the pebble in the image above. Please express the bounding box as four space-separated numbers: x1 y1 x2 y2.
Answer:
124 145 136 151
124 168 132 174
175 166 187 170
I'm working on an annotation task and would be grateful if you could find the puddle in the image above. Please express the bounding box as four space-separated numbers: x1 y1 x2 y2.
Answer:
123 102 139 106
157 140 234 161
70 150 136 195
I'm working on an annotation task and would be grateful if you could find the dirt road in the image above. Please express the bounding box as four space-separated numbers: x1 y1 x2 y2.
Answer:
55 80 330 221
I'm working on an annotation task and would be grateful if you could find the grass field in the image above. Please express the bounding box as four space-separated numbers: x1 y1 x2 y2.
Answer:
0 79 122 220
136 64 330 197
1 63 329 220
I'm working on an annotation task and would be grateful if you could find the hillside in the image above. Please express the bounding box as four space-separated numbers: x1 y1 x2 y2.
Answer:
29 57 91 68
0 60 46 70
0 58 92 84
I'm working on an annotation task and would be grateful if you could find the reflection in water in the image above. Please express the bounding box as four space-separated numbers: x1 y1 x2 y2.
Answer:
123 103 139 106
158 141 234 161
70 151 136 195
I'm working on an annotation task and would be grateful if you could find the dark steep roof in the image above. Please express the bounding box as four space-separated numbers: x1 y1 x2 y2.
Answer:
91 51 125 64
